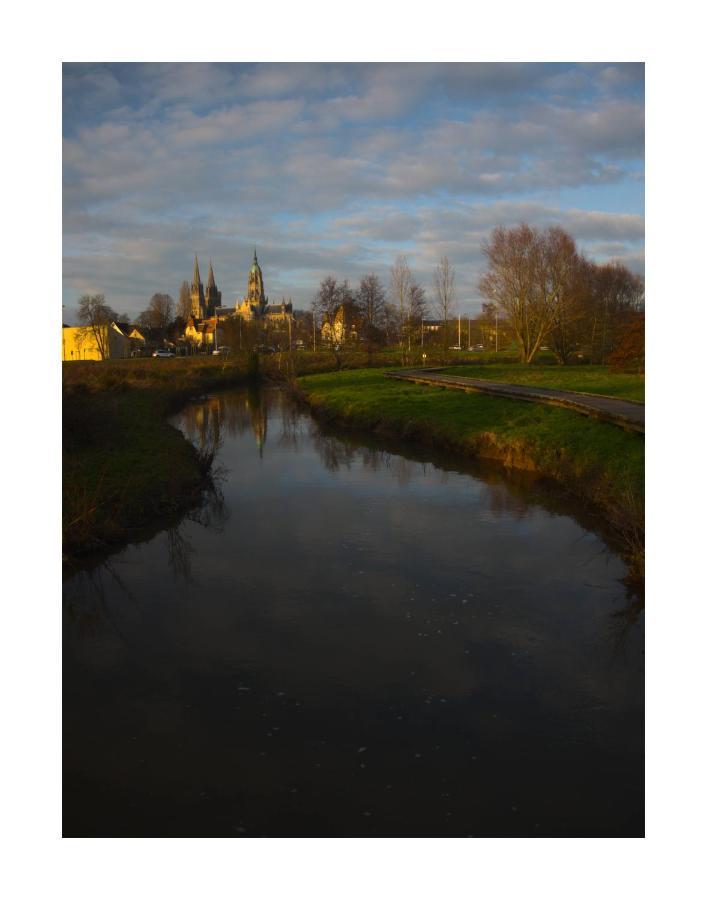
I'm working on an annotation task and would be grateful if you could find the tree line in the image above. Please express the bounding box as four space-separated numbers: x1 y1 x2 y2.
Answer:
311 223 643 366
71 223 644 366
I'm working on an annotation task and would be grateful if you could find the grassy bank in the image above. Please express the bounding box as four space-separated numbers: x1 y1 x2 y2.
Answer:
439 364 645 402
63 356 254 566
296 368 644 580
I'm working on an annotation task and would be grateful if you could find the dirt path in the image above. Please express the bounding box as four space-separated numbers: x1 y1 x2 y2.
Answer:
385 369 644 433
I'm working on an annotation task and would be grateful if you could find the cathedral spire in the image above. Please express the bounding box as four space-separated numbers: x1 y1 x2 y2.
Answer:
207 260 216 289
190 254 206 319
253 246 258 265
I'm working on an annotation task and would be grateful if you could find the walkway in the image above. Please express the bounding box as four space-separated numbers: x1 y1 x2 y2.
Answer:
385 369 644 433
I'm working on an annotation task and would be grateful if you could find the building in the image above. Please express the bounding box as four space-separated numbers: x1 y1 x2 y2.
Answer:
116 323 148 355
183 249 293 351
321 304 362 345
184 316 221 351
185 249 293 350
233 249 292 323
190 256 222 319
62 322 132 361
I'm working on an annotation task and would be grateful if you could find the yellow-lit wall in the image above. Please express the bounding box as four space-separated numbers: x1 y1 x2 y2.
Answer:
62 325 131 361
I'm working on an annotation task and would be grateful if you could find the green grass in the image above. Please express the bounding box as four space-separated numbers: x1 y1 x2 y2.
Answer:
298 368 644 578
437 364 644 402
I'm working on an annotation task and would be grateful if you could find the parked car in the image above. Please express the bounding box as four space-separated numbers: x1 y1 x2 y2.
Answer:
152 348 175 358
212 346 231 356
255 345 277 354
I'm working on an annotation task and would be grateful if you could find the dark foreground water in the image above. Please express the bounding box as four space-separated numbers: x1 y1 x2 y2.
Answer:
63 386 644 837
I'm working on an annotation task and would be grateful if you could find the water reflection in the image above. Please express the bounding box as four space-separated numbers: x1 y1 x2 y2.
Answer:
63 385 643 837
181 385 269 458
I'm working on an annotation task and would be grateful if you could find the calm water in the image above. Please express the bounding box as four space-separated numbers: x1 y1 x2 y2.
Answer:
63 386 644 837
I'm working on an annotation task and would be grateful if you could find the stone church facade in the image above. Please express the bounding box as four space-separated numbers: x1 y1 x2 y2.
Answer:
190 256 222 320
183 249 294 352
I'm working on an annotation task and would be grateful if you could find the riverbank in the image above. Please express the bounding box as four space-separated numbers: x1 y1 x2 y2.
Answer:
63 356 255 567
295 368 645 581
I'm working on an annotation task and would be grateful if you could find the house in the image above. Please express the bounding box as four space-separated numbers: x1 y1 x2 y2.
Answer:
184 316 220 352
61 322 132 361
116 323 148 355
321 304 361 345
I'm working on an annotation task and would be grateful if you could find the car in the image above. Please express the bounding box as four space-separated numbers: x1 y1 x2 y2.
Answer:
212 346 231 356
255 345 277 354
152 348 175 358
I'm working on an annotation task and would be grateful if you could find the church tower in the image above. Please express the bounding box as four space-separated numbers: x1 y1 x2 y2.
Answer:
190 255 206 319
245 248 266 313
205 260 222 317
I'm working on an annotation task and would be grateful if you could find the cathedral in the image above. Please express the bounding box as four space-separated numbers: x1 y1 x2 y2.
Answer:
189 256 222 319
234 249 293 322
186 249 292 325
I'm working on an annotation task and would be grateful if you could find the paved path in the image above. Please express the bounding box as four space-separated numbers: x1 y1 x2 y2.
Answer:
385 368 644 433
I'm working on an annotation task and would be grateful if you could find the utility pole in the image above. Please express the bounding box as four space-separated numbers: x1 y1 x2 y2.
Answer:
313 314 316 352
468 317 471 350
458 314 461 348
421 317 424 349
495 310 498 353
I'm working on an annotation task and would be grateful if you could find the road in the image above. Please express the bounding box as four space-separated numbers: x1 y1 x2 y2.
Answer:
385 369 644 433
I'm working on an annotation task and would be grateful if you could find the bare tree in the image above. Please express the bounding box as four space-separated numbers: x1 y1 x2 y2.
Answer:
432 256 456 361
137 293 175 332
390 255 413 362
312 276 341 339
408 278 427 328
356 273 386 360
381 302 401 346
547 252 593 364
357 273 385 333
592 262 644 363
479 224 579 364
177 280 191 320
76 294 118 360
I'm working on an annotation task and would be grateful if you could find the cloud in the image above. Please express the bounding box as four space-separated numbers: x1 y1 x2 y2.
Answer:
62 63 644 318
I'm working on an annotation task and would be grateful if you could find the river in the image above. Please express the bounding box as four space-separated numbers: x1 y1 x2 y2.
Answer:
63 385 644 836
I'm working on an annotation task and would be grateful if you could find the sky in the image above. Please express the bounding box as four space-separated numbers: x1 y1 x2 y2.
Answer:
62 62 644 320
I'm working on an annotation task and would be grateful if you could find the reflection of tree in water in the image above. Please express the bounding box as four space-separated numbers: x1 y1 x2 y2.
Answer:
277 394 304 451
310 432 467 490
166 525 194 582
609 589 645 654
482 481 532 521
310 429 358 472
63 558 136 640
186 480 229 533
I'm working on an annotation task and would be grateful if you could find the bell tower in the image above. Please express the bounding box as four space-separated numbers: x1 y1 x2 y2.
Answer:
205 260 222 317
245 248 266 313
190 255 205 318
